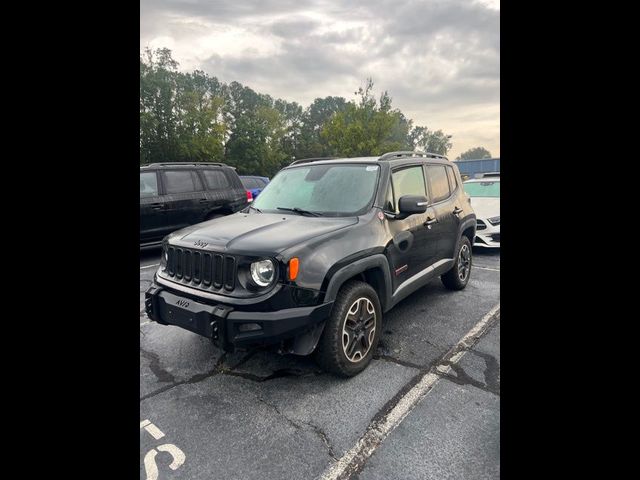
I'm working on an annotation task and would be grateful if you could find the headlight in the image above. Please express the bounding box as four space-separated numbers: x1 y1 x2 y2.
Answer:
487 216 500 226
250 259 276 287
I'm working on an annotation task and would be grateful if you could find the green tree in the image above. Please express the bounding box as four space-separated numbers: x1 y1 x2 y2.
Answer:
321 79 411 157
408 126 453 156
456 147 492 160
140 50 457 176
140 48 181 164
140 49 226 164
295 96 348 159
175 70 226 162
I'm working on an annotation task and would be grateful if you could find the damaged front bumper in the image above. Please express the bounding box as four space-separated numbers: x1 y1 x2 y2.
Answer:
145 283 333 354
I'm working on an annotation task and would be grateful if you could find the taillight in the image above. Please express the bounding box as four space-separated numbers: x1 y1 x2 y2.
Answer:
246 190 253 202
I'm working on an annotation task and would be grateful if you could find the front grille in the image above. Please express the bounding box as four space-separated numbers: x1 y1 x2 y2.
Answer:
476 219 487 231
166 246 236 291
490 233 500 242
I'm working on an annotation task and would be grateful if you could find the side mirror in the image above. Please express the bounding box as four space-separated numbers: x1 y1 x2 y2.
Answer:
397 195 428 219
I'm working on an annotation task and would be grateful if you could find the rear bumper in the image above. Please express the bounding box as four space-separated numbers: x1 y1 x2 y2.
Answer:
145 284 333 351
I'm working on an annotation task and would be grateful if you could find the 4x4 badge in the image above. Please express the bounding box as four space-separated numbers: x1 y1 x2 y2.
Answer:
194 240 208 248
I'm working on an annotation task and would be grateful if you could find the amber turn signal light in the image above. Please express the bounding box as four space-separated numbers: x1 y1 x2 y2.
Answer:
288 257 299 281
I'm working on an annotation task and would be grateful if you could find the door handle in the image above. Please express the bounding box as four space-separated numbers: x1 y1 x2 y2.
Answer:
150 203 165 210
453 206 463 215
424 217 438 226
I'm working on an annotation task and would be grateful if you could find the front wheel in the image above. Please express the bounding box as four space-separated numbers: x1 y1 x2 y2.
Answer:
441 236 472 290
314 281 382 377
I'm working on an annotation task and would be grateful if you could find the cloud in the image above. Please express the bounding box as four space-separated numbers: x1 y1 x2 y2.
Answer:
140 0 500 158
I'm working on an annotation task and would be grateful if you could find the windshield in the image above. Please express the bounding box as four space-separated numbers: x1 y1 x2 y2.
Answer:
463 180 500 198
252 163 380 216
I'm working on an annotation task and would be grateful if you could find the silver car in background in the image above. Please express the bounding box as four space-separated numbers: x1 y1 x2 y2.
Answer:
462 176 500 248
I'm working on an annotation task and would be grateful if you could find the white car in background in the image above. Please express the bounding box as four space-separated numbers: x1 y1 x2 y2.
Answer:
463 176 500 248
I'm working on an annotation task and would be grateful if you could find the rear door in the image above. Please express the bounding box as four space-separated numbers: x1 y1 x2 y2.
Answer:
425 164 461 259
160 169 207 231
199 168 233 216
140 170 169 243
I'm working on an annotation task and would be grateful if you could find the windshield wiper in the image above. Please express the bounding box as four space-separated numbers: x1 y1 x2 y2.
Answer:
276 207 322 217
248 205 263 213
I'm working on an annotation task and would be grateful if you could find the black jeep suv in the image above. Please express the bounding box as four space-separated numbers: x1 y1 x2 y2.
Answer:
145 152 476 376
140 162 248 247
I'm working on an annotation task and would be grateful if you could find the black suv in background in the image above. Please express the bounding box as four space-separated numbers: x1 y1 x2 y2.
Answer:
145 152 476 376
140 162 248 247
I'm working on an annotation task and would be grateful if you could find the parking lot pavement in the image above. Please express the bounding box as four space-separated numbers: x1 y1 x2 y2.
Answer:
140 248 499 479
358 320 500 480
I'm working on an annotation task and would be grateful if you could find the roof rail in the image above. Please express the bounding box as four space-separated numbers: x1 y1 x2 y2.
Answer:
146 162 228 168
289 157 339 166
378 151 448 161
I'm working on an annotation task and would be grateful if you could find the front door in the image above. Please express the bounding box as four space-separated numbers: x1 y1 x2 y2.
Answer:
385 164 438 293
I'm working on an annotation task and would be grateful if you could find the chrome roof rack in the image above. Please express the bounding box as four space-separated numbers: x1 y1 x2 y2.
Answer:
377 151 448 161
145 162 228 167
289 157 339 166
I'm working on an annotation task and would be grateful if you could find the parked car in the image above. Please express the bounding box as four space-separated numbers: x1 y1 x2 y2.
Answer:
140 162 248 247
240 175 270 199
145 151 476 376
462 177 500 247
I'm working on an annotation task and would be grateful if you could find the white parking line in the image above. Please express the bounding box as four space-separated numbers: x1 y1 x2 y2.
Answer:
319 303 500 480
140 264 159 270
474 265 500 272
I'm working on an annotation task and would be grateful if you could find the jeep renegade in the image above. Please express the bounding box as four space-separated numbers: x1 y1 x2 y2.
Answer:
145 151 476 377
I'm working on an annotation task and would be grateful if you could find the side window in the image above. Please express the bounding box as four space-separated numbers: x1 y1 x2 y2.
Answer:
446 166 458 193
203 169 230 190
426 165 451 203
140 172 158 197
162 170 201 194
391 166 427 213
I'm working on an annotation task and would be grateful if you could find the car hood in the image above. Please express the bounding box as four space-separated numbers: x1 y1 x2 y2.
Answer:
469 197 500 219
167 212 358 255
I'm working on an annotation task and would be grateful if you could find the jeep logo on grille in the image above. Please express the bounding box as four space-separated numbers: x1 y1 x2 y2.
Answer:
194 240 208 248
176 299 190 308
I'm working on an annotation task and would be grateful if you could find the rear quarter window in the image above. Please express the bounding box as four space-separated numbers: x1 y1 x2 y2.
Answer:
203 169 231 190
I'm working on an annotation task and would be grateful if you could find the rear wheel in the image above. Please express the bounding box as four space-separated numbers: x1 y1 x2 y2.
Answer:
314 281 381 377
441 236 472 290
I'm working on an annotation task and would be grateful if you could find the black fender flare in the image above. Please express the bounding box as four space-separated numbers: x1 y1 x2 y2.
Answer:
323 254 392 312
458 216 477 239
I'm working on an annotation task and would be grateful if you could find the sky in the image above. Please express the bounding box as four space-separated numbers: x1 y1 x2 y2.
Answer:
140 0 500 160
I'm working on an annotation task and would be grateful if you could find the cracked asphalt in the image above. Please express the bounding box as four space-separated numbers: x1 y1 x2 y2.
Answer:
140 247 500 479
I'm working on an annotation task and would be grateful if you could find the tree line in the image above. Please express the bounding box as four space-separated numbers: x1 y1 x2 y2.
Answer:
140 48 490 176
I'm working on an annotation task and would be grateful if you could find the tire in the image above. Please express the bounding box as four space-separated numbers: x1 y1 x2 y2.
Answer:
441 236 472 290
314 280 382 377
